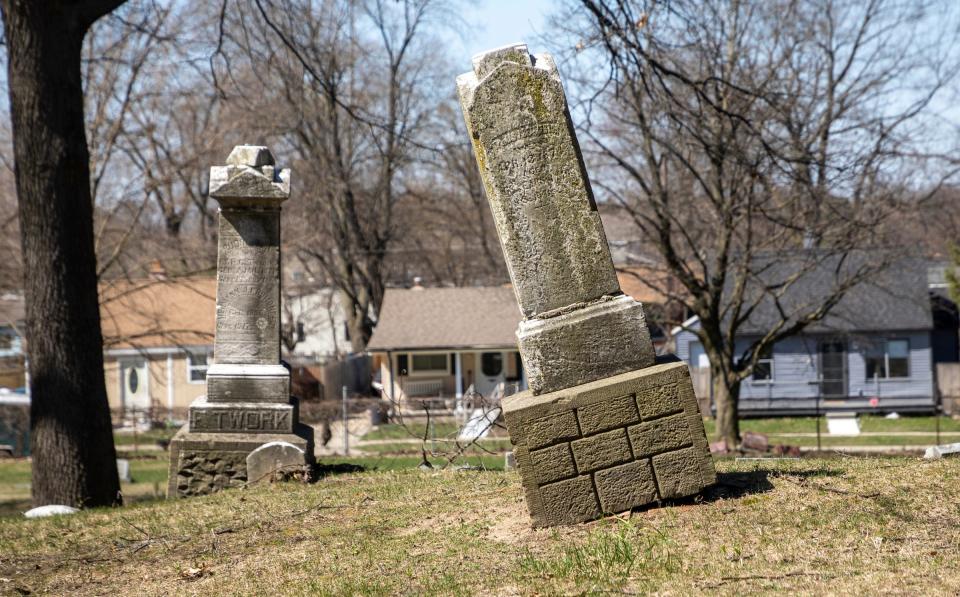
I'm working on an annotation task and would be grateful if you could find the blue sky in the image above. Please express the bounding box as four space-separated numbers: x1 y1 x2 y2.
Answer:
453 0 554 64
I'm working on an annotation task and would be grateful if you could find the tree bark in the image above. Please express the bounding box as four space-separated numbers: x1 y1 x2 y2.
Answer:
1 0 125 507
712 367 741 449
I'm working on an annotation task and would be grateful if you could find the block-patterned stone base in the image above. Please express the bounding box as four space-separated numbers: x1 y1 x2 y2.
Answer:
503 359 715 527
167 425 314 498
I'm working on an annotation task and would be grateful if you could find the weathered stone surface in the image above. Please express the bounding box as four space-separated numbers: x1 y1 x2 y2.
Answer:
206 364 290 402
226 145 275 168
210 145 289 205
570 428 632 473
537 476 601 525
628 413 692 458
168 146 311 499
459 45 713 526
167 427 314 497
457 44 620 318
503 360 715 527
214 210 283 365
246 441 307 484
576 393 640 436
458 45 655 395
518 294 655 394
524 410 580 450
529 443 577 484
651 446 715 499
594 460 657 514
188 396 297 433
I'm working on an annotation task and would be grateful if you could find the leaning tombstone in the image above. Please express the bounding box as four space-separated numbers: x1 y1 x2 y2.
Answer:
457 44 715 526
167 146 314 498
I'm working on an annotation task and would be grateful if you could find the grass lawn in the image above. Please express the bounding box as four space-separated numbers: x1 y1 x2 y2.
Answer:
362 421 480 441
703 414 960 437
0 457 170 517
0 457 958 594
113 428 179 446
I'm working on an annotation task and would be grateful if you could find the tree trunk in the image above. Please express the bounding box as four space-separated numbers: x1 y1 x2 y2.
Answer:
1 0 125 507
712 368 741 449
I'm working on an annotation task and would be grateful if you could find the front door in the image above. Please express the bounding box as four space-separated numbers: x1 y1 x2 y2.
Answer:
475 352 505 399
119 358 150 411
818 340 847 399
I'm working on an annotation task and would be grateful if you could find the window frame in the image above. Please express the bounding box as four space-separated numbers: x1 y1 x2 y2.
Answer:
407 352 449 377
864 338 910 381
186 350 211 384
751 343 775 384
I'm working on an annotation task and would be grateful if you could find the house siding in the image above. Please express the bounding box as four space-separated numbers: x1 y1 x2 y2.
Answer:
674 327 936 414
104 349 209 415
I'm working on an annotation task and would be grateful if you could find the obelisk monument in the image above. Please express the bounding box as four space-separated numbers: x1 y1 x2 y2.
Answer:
167 146 313 497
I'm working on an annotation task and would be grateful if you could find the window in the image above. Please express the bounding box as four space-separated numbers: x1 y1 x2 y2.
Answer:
752 344 774 382
0 333 11 351
481 352 503 377
411 353 448 374
865 339 909 380
187 351 210 382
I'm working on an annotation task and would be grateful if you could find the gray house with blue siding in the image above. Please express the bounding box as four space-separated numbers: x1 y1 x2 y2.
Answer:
673 261 959 415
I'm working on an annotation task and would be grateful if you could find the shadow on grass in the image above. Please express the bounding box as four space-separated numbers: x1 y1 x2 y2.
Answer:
311 462 366 481
700 468 843 502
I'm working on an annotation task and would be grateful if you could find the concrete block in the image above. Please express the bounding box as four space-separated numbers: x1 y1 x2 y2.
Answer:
652 446 715 499
577 393 640 436
627 413 692 458
537 475 601 526
571 428 632 473
594 460 657 514
503 360 715 526
529 443 577 484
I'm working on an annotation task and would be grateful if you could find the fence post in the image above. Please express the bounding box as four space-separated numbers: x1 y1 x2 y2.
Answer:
341 385 349 456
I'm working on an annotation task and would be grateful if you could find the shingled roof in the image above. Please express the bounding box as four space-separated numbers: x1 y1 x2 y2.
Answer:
737 255 934 334
367 287 521 351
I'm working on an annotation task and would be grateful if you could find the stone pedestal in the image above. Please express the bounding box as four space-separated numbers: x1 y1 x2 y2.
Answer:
168 146 313 498
458 44 714 525
167 428 312 497
504 360 715 527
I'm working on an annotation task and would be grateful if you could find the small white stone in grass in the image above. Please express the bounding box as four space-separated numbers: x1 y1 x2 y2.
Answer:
924 442 960 460
24 505 79 518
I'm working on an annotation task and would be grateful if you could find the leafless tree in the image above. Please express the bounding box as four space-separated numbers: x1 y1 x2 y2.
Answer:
558 0 960 445
215 0 471 352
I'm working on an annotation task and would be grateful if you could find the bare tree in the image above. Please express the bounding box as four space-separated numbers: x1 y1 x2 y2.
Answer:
215 0 464 352
560 0 959 445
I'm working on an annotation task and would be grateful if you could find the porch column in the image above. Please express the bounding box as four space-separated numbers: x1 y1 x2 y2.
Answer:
166 353 174 415
455 352 463 399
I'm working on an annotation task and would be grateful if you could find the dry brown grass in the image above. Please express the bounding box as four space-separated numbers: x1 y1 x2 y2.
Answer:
1 456 959 595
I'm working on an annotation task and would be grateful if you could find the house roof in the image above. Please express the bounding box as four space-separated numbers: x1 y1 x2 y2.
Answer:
99 277 216 349
367 286 521 351
674 256 935 336
745 256 933 334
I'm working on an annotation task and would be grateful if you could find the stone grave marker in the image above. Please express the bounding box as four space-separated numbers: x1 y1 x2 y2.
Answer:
457 44 715 526
167 145 314 498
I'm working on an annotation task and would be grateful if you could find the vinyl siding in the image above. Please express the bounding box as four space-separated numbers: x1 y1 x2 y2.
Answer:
674 326 935 412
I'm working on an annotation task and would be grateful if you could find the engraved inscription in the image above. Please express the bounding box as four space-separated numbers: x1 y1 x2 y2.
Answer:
214 210 281 364
190 408 292 432
464 61 620 316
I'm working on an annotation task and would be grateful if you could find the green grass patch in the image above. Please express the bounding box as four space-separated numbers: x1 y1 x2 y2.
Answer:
113 428 178 446
703 415 960 437
362 421 466 441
